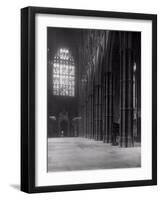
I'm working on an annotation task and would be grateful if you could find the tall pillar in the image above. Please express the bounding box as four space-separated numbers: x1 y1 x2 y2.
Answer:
87 96 92 138
80 105 84 137
107 72 113 143
102 76 106 142
136 53 141 143
120 32 134 147
86 99 89 138
92 86 95 140
94 85 102 140
85 99 88 138
103 72 113 143
97 85 103 140
88 96 90 138
88 94 93 139
94 85 99 140
93 87 96 139
83 105 86 138
104 74 108 143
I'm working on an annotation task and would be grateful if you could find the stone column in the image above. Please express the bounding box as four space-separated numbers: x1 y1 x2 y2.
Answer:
94 85 99 140
85 99 88 138
120 32 134 147
94 85 102 140
80 105 84 137
86 99 89 138
107 72 113 143
88 94 93 139
104 74 108 143
136 55 141 143
97 85 103 140
93 87 96 139
90 94 93 139
83 105 86 138
103 72 113 143
102 76 106 142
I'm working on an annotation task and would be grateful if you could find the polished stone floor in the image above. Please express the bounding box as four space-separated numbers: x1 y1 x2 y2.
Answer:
48 137 141 172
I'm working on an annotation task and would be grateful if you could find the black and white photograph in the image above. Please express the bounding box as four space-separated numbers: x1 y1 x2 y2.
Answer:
47 27 141 172
20 6 157 193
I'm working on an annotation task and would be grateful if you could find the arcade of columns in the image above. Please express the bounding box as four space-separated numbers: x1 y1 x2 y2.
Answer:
78 30 141 147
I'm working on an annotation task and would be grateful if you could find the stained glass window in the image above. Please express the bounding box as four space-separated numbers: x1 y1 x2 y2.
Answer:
53 48 75 96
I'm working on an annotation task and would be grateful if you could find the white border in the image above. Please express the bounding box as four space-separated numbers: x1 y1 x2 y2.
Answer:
35 14 152 186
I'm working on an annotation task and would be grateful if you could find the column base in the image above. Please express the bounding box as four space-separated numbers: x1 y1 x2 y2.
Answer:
120 136 134 147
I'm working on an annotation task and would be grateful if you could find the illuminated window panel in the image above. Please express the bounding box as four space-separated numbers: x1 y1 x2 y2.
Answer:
53 48 75 96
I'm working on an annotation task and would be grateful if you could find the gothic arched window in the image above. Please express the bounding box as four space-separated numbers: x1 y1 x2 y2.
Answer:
53 48 75 96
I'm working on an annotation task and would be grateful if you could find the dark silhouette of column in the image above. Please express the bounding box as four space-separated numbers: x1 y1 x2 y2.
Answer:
94 85 99 140
120 32 134 147
107 72 113 143
104 74 108 143
92 85 96 139
94 85 102 140
103 72 113 143
88 94 92 138
102 75 106 142
85 99 88 138
86 99 89 138
80 105 84 137
98 85 103 140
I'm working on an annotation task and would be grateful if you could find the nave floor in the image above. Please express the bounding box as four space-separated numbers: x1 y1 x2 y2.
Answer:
48 137 141 172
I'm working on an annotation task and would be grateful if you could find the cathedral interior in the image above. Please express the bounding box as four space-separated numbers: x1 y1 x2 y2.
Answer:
47 27 141 172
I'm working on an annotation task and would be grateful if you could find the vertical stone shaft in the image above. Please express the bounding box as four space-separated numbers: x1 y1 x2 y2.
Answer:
120 32 134 147
81 105 84 137
104 74 108 143
103 72 113 143
136 54 141 142
91 94 94 139
89 95 93 138
94 86 97 140
107 72 113 143
85 99 88 138
98 85 102 140
93 85 102 140
84 102 86 138
88 95 92 138
102 76 106 142
95 85 99 140
86 99 89 138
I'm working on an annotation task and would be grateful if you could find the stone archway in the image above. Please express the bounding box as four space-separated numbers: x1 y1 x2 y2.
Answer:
60 120 69 137
58 112 70 137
